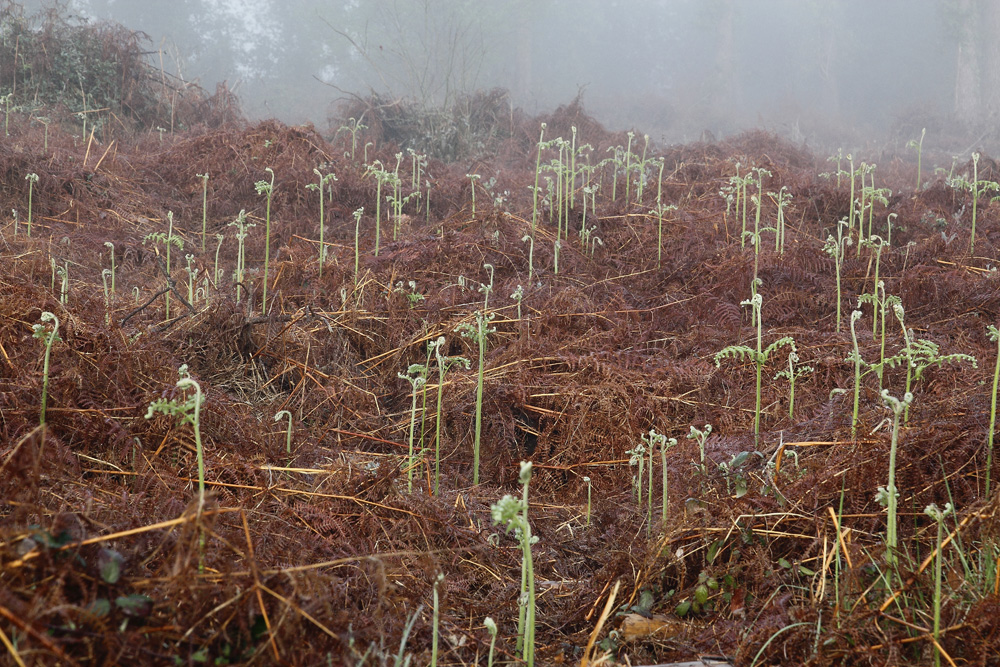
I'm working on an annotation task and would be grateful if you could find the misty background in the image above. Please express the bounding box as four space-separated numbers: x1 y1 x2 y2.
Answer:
16 0 1000 152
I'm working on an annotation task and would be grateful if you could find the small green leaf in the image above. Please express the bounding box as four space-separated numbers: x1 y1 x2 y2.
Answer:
778 557 792 570
694 584 709 607
115 594 153 617
99 548 125 584
86 598 111 617
675 600 691 617
798 565 816 576
706 539 723 564
637 589 655 613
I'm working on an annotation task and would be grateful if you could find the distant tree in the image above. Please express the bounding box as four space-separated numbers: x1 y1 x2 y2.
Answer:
949 0 1000 127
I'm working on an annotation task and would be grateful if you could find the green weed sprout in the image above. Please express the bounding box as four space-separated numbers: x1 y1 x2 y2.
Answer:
484 617 498 667
686 423 713 473
949 153 999 255
101 269 113 324
457 312 496 484
306 169 337 277
860 235 887 335
25 172 38 236
970 153 999 255
774 349 812 418
987 325 1000 497
846 153 856 233
32 312 61 426
213 233 224 287
393 280 425 307
184 254 198 304
228 210 254 302
467 173 481 217
907 128 925 191
627 440 646 513
858 284 900 391
430 337 470 495
365 160 393 256
650 202 678 268
56 261 68 305
580 183 598 245
143 212 183 318
715 293 794 445
353 207 364 285
522 235 535 284
890 302 977 422
624 131 635 204
532 123 546 232
254 167 275 315
553 238 562 275
854 162 875 256
643 429 676 529
491 461 537 666
823 220 851 332
769 186 791 254
847 310 864 439
274 410 293 454
924 501 953 667
582 476 592 526
337 116 366 161
431 572 444 667
146 364 207 567
399 363 429 493
877 389 912 570
600 144 625 203
511 284 524 323
196 173 209 251
750 168 772 253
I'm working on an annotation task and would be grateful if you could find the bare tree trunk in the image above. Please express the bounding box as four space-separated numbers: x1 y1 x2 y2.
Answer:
954 0 982 127
514 10 532 104
713 0 736 114
983 0 1000 123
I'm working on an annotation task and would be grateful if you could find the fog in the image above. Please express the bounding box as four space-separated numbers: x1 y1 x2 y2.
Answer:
20 0 996 151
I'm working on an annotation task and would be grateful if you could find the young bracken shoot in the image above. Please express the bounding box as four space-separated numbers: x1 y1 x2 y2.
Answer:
143 212 183 319
399 363 429 493
877 389 913 573
774 348 812 419
457 266 496 485
924 501 953 667
254 167 275 314
687 423 713 475
847 310 864 440
306 168 337 277
25 172 38 237
430 337 470 495
32 311 61 427
987 324 1000 497
146 365 207 567
907 127 925 191
228 210 254 303
491 461 537 667
715 293 794 445
274 410 293 454
353 206 364 285
196 172 209 251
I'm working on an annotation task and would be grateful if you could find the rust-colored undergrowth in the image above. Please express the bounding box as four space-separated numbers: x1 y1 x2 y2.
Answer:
1 90 1000 666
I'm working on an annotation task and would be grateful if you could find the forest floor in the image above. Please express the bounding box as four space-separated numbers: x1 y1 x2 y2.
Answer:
1 99 1000 666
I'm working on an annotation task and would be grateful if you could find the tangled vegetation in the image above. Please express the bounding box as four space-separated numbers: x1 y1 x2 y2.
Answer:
1 6 1000 665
